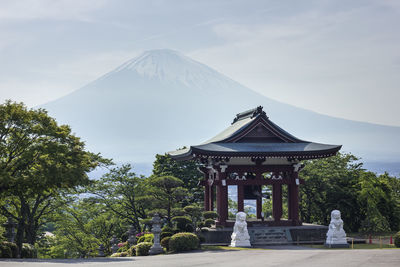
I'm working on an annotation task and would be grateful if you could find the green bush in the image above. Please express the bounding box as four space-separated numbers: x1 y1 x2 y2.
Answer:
172 216 193 232
161 231 173 240
120 251 128 257
0 242 12 258
204 218 215 227
137 233 154 244
196 233 206 243
127 245 136 256
169 233 199 252
162 225 173 233
0 242 18 258
160 237 171 251
21 243 37 258
111 252 121 257
202 211 218 220
394 231 400 248
135 242 152 256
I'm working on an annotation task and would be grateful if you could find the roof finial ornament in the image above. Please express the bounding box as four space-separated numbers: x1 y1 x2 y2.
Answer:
232 106 268 124
253 106 267 118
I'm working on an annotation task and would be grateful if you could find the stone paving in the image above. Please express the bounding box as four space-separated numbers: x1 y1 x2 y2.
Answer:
0 247 399 267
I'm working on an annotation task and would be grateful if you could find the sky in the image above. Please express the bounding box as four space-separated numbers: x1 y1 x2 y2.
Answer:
0 0 400 126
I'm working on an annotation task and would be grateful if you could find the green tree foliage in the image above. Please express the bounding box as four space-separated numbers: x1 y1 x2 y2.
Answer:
48 198 125 258
89 164 148 231
300 153 400 232
0 101 109 255
145 176 188 225
152 154 203 202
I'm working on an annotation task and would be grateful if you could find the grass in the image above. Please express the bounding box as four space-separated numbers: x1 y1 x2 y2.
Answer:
306 243 398 249
201 245 269 251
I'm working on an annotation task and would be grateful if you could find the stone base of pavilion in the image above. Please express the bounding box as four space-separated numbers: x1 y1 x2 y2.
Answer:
201 222 328 246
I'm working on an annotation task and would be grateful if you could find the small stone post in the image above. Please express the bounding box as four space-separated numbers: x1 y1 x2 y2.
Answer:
149 213 163 255
127 225 137 247
110 236 119 254
3 217 16 243
97 244 105 257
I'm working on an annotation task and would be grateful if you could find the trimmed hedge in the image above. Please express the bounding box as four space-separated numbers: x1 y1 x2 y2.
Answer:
204 219 215 227
169 233 199 252
202 211 218 220
161 231 173 240
160 236 171 251
137 233 154 244
21 243 37 258
136 242 152 256
127 245 136 256
394 231 400 248
172 216 193 232
0 242 12 258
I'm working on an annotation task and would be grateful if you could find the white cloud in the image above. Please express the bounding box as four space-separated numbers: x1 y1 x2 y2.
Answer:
0 0 107 21
190 3 400 126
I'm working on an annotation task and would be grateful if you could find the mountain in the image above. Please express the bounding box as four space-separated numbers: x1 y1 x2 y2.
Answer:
41 49 400 176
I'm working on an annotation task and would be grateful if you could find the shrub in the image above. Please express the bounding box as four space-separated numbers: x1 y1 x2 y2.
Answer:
160 237 171 251
0 242 18 258
127 245 136 256
202 211 218 220
162 225 173 233
135 242 152 256
196 234 206 243
169 233 199 252
119 251 128 257
172 216 193 232
117 242 129 252
394 231 400 248
172 208 185 216
204 219 215 227
21 243 37 258
111 252 121 257
137 233 154 244
0 242 12 258
161 231 173 240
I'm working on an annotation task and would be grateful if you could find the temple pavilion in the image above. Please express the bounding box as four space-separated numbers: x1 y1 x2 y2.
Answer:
169 106 341 227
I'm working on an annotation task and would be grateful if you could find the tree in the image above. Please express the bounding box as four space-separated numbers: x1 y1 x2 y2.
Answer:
0 101 109 255
89 164 148 231
299 153 363 231
48 198 125 258
146 175 188 225
152 154 203 202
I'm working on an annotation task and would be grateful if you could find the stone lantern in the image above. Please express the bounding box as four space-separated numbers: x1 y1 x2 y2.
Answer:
3 217 16 243
97 244 105 257
149 213 163 255
110 236 119 254
127 225 137 247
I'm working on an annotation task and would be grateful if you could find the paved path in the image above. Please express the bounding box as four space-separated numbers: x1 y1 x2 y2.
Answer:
1 248 399 267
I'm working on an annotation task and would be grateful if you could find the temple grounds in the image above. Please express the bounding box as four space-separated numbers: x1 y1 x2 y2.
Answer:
1 247 399 267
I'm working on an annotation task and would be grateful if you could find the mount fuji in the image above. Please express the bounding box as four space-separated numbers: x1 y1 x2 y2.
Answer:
41 49 400 176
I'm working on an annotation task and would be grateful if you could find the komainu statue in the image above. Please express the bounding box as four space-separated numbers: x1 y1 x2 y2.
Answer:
325 210 349 247
230 212 251 247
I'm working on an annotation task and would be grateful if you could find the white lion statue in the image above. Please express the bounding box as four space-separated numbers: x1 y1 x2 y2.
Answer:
325 210 348 247
230 212 251 247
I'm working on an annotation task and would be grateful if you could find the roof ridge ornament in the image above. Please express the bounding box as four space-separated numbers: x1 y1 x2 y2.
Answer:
232 106 268 124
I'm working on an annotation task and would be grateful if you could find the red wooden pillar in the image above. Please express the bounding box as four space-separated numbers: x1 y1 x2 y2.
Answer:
209 185 214 211
287 184 292 220
272 183 282 222
256 196 262 219
237 184 244 212
204 184 210 211
216 171 228 225
290 171 300 225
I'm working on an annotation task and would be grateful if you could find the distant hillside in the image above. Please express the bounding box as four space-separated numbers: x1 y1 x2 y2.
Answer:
41 49 400 176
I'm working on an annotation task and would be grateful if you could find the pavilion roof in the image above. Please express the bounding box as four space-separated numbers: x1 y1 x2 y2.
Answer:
169 106 341 161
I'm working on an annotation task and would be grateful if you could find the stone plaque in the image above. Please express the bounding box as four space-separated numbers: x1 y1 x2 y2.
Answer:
249 228 291 245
